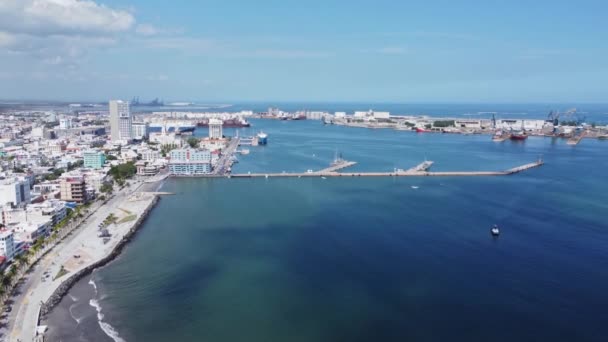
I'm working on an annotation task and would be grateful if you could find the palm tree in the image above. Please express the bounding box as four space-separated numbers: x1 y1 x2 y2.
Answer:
2 273 12 289
15 254 28 271
8 265 17 279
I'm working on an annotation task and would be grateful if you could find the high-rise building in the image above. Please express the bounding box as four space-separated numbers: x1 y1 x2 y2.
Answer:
208 118 223 139
109 100 132 142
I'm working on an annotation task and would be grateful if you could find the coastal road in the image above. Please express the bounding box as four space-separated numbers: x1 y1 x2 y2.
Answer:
2 181 144 342
213 137 240 175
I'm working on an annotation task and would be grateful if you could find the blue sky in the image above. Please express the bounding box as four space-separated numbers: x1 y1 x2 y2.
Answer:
0 0 606 102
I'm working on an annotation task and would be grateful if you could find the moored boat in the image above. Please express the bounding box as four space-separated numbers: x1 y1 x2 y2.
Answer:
257 132 268 145
510 130 528 140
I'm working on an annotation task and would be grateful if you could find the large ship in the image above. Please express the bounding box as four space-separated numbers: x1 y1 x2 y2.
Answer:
196 117 250 128
148 122 196 133
510 130 528 140
257 132 268 145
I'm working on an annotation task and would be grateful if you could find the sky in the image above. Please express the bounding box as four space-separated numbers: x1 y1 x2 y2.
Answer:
0 0 606 103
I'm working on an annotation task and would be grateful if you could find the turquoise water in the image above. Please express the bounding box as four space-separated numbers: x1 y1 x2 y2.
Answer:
46 119 608 342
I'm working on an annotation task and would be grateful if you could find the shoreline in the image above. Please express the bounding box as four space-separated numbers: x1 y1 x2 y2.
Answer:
39 195 159 318
5 179 165 342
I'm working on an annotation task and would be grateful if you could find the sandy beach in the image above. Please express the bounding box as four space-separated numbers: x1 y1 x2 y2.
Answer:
1 179 162 342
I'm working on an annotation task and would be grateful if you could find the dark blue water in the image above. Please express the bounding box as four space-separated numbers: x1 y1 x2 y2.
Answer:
46 119 608 342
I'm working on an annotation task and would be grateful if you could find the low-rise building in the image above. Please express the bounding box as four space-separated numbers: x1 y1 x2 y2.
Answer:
83 150 106 169
135 161 160 176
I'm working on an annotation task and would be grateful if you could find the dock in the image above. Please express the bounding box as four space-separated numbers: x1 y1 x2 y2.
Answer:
317 160 357 173
228 159 544 178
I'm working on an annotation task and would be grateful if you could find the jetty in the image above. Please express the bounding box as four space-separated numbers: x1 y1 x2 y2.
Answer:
318 160 357 173
229 159 544 178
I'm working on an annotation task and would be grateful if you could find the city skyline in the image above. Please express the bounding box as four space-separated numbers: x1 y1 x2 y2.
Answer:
0 0 607 102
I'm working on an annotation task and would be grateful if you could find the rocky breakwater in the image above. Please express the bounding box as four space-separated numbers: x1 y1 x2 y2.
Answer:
40 195 160 317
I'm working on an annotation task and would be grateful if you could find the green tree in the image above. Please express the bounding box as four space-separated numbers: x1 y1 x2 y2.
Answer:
187 137 200 148
109 162 137 180
100 183 114 194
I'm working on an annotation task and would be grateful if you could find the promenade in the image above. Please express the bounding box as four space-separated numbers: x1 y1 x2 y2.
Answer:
2 182 159 342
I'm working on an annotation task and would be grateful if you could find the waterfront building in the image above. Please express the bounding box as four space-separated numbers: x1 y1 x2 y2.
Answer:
27 200 67 226
135 161 160 176
109 100 132 142
13 220 51 243
0 177 31 207
132 121 149 140
209 118 223 139
0 230 15 261
169 148 212 175
83 150 106 169
59 174 88 203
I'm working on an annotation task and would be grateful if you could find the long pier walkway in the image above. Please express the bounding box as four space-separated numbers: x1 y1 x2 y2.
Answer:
229 160 544 178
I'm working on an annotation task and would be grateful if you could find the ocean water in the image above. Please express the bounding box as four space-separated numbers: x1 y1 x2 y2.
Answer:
45 119 608 342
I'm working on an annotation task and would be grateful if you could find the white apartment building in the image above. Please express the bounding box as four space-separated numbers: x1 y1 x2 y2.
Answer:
132 122 149 140
208 119 223 139
110 100 133 142
0 230 15 261
0 177 31 207
59 117 73 129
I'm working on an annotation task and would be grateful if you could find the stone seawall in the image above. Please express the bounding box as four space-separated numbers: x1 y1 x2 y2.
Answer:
40 196 159 318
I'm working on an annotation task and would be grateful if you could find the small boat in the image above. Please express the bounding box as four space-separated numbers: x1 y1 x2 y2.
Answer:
411 186 419 189
491 224 500 236
597 135 608 140
415 127 430 133
321 176 327 179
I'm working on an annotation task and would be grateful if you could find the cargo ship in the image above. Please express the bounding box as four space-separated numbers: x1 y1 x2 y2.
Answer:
257 132 268 145
510 130 528 140
196 117 250 128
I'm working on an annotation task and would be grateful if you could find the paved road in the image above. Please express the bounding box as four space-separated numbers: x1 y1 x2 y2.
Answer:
1 180 147 342
213 138 240 175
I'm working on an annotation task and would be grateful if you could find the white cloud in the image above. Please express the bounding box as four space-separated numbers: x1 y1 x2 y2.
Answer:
136 24 159 36
0 31 16 47
0 0 135 36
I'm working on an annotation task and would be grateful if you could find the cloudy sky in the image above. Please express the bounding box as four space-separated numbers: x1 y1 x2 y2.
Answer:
0 0 606 102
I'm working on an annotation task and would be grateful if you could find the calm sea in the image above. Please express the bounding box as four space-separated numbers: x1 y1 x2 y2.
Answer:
45 118 608 342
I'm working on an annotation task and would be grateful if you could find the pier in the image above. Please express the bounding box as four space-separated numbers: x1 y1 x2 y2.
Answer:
227 159 544 178
317 160 357 173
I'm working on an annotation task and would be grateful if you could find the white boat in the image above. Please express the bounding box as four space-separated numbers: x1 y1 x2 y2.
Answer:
491 224 500 236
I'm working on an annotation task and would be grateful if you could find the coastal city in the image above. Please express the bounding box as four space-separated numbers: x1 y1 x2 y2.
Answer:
2 0 608 341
